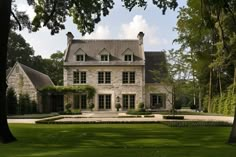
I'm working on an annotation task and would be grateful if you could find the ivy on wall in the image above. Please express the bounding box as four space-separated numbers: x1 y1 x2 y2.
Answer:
40 85 96 99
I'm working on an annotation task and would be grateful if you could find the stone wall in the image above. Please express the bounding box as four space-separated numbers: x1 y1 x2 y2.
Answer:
7 64 38 103
64 65 145 111
145 83 172 110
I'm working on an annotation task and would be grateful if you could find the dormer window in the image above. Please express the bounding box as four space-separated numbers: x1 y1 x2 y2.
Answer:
76 55 84 61
74 48 86 62
101 54 109 61
124 54 132 61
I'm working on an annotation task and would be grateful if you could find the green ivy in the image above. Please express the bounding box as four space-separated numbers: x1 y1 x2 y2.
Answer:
40 85 96 99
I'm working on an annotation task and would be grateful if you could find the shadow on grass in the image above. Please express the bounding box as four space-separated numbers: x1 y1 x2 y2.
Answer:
0 124 235 157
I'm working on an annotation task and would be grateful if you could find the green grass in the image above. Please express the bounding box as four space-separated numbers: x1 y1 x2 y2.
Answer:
0 124 235 157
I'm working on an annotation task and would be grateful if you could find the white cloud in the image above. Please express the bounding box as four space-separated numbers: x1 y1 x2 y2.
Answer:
82 25 111 39
119 15 170 47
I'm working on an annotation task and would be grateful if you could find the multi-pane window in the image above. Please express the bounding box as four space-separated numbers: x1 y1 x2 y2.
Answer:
101 54 109 61
76 55 84 61
122 72 135 84
150 94 165 109
73 71 86 84
123 95 135 110
73 95 87 109
98 72 111 84
124 55 132 61
98 95 111 110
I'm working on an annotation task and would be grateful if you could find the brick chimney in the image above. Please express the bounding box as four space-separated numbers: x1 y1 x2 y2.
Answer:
137 32 144 45
66 32 74 45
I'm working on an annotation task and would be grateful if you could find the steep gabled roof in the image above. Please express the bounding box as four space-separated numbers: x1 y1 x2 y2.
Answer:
145 51 168 83
7 62 54 90
19 63 54 89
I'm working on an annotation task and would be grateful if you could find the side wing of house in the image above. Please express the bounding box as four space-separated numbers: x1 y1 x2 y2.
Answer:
7 62 38 102
144 52 172 110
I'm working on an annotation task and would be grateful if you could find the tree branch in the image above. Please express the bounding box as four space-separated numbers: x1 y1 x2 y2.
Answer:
11 10 21 31
43 0 57 26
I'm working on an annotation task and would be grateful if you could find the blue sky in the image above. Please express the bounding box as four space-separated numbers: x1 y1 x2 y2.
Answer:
17 0 186 58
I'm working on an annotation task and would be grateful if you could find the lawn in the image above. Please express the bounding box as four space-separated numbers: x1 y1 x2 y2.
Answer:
0 124 235 157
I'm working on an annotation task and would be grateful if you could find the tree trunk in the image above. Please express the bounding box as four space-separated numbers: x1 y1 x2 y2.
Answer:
0 0 16 143
228 106 236 143
208 69 212 112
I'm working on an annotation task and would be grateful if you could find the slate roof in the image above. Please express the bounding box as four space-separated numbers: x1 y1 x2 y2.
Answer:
64 39 144 66
18 63 54 89
145 51 168 83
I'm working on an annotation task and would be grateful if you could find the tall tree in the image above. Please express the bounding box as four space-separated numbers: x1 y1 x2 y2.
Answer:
0 0 178 143
7 31 34 68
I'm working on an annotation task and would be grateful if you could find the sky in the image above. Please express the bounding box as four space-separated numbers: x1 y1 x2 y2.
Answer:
16 0 186 58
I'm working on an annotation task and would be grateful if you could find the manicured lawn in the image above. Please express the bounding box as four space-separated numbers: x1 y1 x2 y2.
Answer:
0 124 235 157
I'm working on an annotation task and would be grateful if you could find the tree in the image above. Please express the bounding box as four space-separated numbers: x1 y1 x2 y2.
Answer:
6 87 17 115
175 0 236 143
43 51 64 85
0 0 178 143
7 31 34 68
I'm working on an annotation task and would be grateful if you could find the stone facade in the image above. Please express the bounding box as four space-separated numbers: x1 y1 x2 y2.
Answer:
7 63 37 102
63 32 172 111
64 65 145 111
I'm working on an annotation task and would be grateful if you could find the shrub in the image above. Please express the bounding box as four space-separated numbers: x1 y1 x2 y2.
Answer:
163 115 184 120
174 103 182 109
6 87 17 115
127 109 152 115
65 103 72 113
115 103 121 111
88 103 94 111
31 100 38 113
138 102 144 109
190 104 198 110
18 93 31 114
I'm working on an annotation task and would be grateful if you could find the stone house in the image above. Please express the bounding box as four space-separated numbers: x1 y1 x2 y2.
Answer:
63 32 172 111
7 62 54 112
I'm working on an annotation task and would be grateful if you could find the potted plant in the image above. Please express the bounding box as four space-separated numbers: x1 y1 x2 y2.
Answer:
115 103 121 111
88 103 95 111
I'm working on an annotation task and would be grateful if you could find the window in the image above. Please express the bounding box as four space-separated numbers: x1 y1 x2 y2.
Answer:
101 54 109 61
98 95 111 110
73 95 87 109
150 94 165 109
76 55 84 61
73 71 86 84
124 54 132 61
98 72 111 84
123 95 135 110
122 72 135 84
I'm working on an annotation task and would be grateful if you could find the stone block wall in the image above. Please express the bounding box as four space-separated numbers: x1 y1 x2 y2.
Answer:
64 65 145 111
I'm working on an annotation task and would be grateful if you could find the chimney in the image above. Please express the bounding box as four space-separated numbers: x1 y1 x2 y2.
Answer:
66 32 74 45
137 32 144 45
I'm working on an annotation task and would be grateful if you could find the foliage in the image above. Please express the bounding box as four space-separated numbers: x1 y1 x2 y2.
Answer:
163 115 184 120
40 85 96 99
59 109 81 115
6 87 17 115
115 103 121 111
18 93 31 114
207 86 236 116
7 31 34 68
138 102 144 109
88 103 95 111
65 103 72 113
126 109 152 115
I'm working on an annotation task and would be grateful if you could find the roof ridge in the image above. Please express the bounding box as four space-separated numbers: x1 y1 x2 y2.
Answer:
18 62 49 77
